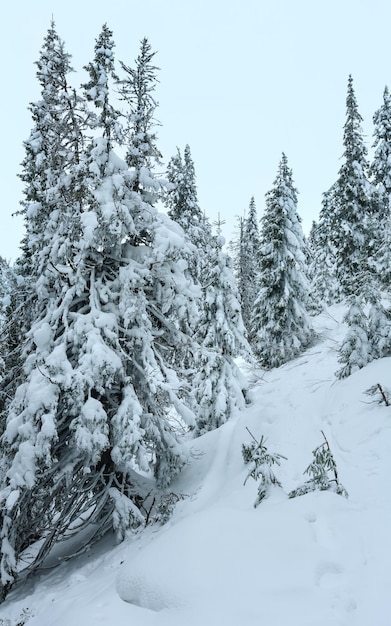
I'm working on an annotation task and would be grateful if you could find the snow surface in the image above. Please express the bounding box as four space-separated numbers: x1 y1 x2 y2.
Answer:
1 304 390 625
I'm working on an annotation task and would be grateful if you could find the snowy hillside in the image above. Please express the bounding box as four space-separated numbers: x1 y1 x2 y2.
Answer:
0 304 390 626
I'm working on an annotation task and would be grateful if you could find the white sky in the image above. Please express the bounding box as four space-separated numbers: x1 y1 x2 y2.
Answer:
2 0 391 261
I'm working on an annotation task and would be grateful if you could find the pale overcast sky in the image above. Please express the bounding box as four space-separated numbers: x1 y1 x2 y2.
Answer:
2 0 391 261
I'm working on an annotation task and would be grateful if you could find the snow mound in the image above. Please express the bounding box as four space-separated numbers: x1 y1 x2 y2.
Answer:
116 568 184 611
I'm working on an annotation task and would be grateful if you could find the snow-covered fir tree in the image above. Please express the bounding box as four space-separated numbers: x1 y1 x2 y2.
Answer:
0 21 88 423
238 198 260 340
252 154 314 369
0 258 14 331
18 19 88 277
82 23 123 149
367 289 391 360
193 235 250 434
118 37 162 176
164 144 210 285
230 199 261 339
164 146 250 434
0 258 16 418
331 75 374 297
336 296 370 379
370 86 391 200
0 31 199 599
370 86 391 290
309 188 339 306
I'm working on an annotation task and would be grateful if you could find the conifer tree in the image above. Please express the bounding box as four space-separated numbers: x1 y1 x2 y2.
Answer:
119 37 162 177
230 215 246 301
242 430 286 506
331 76 373 297
252 154 314 369
240 198 260 339
82 23 123 148
0 31 197 599
18 19 88 277
164 146 250 434
309 188 338 305
194 236 249 434
0 21 88 423
367 290 391 360
289 432 348 498
164 144 210 285
370 86 391 290
370 86 391 200
230 199 260 339
336 296 370 378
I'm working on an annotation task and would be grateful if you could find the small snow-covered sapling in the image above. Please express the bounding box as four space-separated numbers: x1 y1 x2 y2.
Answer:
289 431 348 499
242 428 287 507
364 383 390 407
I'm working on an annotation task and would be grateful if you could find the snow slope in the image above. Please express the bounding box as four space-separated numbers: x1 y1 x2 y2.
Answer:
0 304 390 625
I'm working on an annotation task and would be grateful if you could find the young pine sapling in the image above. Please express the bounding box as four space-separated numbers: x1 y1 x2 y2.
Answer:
242 428 287 507
289 431 348 498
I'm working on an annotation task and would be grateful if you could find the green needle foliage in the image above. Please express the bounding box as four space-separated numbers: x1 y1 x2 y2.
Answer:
289 431 348 499
242 428 287 507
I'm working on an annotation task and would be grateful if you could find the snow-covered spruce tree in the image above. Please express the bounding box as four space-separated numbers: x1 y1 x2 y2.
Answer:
229 199 261 340
82 22 123 150
0 258 14 331
367 289 391 360
0 257 16 420
251 154 314 369
0 32 197 599
238 198 260 340
164 144 210 279
371 86 391 195
0 259 20 420
306 221 325 314
193 234 250 435
331 76 374 297
0 22 88 425
370 86 391 290
229 215 246 299
18 19 88 277
309 188 339 306
162 144 209 408
163 143 210 329
336 295 370 379
163 145 250 434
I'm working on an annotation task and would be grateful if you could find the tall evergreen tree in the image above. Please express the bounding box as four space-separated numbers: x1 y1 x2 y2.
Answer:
194 236 250 434
18 19 88 277
367 289 391 360
164 146 250 433
370 86 391 290
82 23 122 149
309 188 338 305
336 296 370 379
229 215 246 300
164 144 210 285
0 32 197 599
119 37 162 178
0 21 88 423
252 154 314 368
371 86 391 196
240 197 260 340
331 75 373 297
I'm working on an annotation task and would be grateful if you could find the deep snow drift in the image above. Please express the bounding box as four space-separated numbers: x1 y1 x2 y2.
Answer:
0 304 390 626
